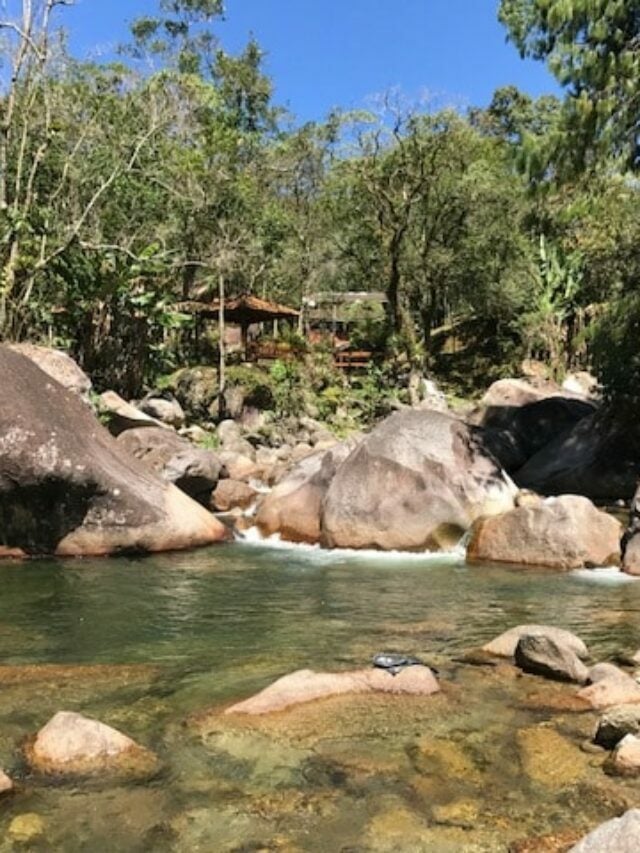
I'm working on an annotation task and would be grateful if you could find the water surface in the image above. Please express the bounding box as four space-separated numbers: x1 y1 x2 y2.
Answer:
0 542 639 851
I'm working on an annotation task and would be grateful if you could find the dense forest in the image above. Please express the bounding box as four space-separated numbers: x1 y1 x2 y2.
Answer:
1 0 639 414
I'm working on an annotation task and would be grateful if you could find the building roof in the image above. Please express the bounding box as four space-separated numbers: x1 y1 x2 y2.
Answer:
175 294 300 324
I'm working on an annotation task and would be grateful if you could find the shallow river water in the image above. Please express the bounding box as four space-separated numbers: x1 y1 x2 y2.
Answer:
1 540 640 851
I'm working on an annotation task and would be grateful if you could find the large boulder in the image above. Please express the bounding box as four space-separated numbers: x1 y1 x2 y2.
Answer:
99 390 166 436
622 485 640 575
569 809 640 852
24 711 159 778
8 343 91 398
117 426 224 504
256 439 359 543
167 366 219 421
515 411 639 500
322 410 517 551
477 380 596 473
467 495 622 570
0 346 227 556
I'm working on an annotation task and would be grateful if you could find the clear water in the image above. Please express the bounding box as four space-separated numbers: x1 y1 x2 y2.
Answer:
1 541 640 851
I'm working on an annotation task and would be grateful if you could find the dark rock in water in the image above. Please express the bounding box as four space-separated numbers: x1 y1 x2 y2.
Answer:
0 345 227 556
515 410 640 501
372 652 432 676
514 634 589 684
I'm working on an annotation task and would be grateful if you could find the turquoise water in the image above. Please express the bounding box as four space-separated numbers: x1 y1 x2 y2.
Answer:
0 542 639 850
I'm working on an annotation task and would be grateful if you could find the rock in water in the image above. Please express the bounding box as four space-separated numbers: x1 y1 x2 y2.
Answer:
514 635 589 684
569 808 640 852
225 666 440 715
594 705 640 749
467 495 621 570
0 346 227 556
24 711 160 778
578 664 640 709
321 409 516 551
606 734 640 776
255 439 359 543
482 625 588 660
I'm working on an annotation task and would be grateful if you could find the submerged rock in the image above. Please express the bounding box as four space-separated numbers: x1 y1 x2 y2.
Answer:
0 768 13 795
482 625 588 660
517 726 589 789
515 635 589 684
594 704 640 749
0 346 227 556
578 664 640 709
606 734 640 776
467 495 622 570
322 409 516 551
8 813 45 843
225 666 440 715
24 711 160 778
569 808 640 852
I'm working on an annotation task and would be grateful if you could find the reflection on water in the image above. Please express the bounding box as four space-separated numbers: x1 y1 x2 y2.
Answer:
0 543 639 850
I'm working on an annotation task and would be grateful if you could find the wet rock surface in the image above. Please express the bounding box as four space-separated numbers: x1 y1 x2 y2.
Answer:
594 704 640 749
24 711 160 779
483 625 589 660
515 634 590 683
569 808 640 852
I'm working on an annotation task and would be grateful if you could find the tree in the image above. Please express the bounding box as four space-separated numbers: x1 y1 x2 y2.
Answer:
499 0 640 172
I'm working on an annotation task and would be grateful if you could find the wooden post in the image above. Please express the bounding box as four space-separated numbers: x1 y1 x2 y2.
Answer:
218 272 226 420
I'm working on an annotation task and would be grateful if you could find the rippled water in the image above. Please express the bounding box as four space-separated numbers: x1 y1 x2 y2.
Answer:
0 541 640 851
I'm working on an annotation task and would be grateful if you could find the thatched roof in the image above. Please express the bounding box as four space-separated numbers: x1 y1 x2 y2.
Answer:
176 294 300 324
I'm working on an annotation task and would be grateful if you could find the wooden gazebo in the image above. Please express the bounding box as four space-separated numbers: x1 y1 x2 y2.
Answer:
176 294 300 358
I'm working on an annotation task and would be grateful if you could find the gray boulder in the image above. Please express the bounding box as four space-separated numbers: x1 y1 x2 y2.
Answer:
8 343 92 399
321 409 516 551
99 390 166 436
117 427 224 504
514 634 589 683
0 346 227 556
569 809 640 852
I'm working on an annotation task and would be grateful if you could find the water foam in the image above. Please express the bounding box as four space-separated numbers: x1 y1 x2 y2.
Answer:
236 526 465 564
571 567 639 584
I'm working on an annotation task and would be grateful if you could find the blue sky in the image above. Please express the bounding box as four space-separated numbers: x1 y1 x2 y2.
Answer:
63 0 559 122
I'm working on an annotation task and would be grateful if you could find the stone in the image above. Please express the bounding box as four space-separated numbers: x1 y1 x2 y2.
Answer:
218 451 259 482
8 344 92 398
99 390 166 435
569 808 640 852
117 426 224 504
431 800 479 828
482 625 588 660
166 366 219 421
578 664 640 709
256 439 359 544
515 634 589 683
0 768 13 795
8 813 45 843
517 726 588 789
594 704 640 749
606 734 640 776
0 346 227 556
322 409 517 551
467 495 622 570
516 410 639 501
25 711 160 778
410 738 482 784
225 666 440 715
137 394 186 428
211 479 258 512
562 372 598 399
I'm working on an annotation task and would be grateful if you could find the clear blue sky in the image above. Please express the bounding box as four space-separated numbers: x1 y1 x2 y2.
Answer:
63 0 559 122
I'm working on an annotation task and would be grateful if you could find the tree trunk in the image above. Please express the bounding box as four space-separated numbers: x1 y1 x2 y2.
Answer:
218 271 226 420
